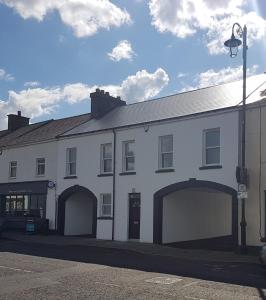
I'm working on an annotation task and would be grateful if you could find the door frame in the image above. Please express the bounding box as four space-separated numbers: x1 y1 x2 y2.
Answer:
128 193 141 240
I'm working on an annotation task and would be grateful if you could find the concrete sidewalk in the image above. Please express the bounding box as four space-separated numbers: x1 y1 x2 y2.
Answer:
1 231 259 265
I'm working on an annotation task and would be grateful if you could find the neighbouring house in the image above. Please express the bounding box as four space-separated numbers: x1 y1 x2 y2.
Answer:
0 74 266 251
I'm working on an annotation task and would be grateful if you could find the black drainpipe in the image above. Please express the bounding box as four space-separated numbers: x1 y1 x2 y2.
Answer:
112 129 116 240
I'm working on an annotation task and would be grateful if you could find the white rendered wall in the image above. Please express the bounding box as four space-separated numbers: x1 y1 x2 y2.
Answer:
113 110 239 243
162 189 232 244
0 141 57 229
57 132 114 240
64 191 93 235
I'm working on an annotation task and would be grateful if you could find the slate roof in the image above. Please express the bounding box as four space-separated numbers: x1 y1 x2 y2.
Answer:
0 114 91 148
62 74 266 137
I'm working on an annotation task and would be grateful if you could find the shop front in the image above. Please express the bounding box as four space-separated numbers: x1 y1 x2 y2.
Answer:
0 181 48 230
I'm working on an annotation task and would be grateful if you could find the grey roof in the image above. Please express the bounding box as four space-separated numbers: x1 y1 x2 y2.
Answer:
63 74 266 137
0 114 91 148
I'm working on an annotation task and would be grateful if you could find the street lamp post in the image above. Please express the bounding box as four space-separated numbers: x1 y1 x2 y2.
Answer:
224 23 248 254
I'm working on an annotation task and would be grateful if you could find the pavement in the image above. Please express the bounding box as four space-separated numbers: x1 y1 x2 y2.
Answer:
2 231 260 265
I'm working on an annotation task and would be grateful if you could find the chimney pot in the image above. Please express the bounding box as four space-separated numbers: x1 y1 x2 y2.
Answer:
18 111 21 116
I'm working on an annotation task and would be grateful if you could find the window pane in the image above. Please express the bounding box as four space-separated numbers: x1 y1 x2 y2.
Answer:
37 164 45 175
30 195 38 209
69 148 76 162
104 159 112 173
126 157 135 171
102 194 111 204
103 144 112 159
69 162 76 175
102 205 111 216
161 136 173 152
206 148 220 164
125 142 134 156
162 153 173 168
206 130 220 147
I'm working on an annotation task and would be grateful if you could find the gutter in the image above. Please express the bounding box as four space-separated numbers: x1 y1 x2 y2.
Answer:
112 129 116 240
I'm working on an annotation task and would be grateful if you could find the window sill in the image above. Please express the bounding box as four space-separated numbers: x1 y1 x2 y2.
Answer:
155 168 175 173
119 171 136 176
64 175 78 179
97 216 113 220
199 165 222 170
97 173 113 177
36 174 45 178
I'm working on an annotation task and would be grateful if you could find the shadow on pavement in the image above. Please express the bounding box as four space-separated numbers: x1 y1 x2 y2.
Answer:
1 239 265 290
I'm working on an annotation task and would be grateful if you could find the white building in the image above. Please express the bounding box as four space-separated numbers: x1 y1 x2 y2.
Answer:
1 74 266 251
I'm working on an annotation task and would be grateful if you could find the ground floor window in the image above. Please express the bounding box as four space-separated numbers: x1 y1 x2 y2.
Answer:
4 194 46 217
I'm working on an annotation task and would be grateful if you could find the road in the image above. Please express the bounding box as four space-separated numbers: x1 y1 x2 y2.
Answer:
0 239 265 299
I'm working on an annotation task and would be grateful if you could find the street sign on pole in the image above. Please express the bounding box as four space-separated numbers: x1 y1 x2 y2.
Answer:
238 191 248 199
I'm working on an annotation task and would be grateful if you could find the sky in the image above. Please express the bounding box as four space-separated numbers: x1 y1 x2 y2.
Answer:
0 0 266 129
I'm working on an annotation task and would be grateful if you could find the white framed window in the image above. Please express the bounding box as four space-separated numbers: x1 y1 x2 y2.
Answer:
36 158 45 176
123 141 135 172
159 135 173 169
100 143 112 173
66 147 77 176
9 161 17 178
203 128 220 165
100 193 112 217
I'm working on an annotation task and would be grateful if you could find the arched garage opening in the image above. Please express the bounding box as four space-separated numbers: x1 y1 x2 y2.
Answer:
153 180 238 250
57 185 97 236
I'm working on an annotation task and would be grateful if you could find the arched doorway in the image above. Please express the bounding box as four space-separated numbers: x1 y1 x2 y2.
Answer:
57 185 97 236
153 179 238 250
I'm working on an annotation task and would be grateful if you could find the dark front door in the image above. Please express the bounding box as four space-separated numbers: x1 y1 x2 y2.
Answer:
129 193 140 239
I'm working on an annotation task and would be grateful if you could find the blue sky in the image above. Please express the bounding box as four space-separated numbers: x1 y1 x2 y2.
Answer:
0 0 266 129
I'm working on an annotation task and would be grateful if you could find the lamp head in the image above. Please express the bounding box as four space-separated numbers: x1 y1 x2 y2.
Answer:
224 33 242 57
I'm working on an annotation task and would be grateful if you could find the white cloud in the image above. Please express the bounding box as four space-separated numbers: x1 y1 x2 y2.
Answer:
24 81 40 87
120 68 169 102
0 68 14 81
108 40 135 62
148 0 266 54
180 64 258 92
0 0 131 38
0 68 169 129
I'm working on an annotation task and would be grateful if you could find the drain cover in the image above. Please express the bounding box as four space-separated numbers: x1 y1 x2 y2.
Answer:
145 277 182 285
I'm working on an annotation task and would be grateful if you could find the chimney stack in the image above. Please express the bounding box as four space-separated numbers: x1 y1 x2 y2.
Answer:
90 89 126 119
8 111 30 131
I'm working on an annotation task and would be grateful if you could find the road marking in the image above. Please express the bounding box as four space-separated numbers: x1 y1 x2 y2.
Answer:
0 265 33 273
184 296 207 300
183 281 199 288
146 277 182 285
95 282 120 288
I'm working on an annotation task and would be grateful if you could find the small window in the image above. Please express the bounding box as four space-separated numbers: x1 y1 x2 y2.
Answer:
123 141 135 172
100 193 112 217
9 161 17 178
159 135 173 169
66 147 77 176
36 158 45 176
203 128 220 165
100 143 112 173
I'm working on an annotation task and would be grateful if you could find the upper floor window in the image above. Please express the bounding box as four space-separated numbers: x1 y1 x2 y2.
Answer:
203 128 220 165
100 193 112 217
36 158 45 176
159 135 173 169
100 143 112 173
66 147 77 176
9 161 17 178
123 141 135 172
